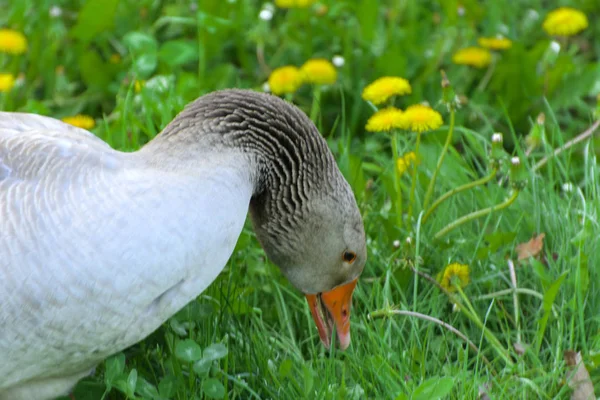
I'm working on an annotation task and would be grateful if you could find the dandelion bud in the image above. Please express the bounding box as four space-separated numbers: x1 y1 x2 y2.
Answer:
509 156 528 189
489 133 506 168
259 8 274 20
526 113 545 150
536 112 545 125
440 70 459 111
393 240 401 248
332 55 345 67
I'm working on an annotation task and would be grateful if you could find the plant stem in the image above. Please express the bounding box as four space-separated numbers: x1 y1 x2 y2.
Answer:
368 308 496 373
309 85 321 123
434 190 519 239
407 131 422 224
422 168 498 224
423 109 455 212
533 119 600 171
391 132 403 228
454 286 514 366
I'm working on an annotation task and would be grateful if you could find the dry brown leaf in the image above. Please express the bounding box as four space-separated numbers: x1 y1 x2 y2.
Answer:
564 350 596 400
516 233 545 261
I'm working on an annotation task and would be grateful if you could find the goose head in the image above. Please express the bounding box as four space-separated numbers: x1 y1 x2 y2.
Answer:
157 89 367 349
251 181 367 350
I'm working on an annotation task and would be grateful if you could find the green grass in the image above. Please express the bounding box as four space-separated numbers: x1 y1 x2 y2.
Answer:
2 0 600 399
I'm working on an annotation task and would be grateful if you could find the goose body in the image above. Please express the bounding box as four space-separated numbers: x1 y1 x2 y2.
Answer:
0 90 366 400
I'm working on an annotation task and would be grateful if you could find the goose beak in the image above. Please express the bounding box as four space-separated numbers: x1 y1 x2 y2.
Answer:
305 278 358 350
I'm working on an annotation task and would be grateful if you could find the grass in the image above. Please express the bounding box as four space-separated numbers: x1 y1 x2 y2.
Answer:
2 0 599 399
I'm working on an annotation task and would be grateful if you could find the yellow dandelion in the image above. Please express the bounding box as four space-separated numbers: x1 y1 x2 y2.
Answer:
396 152 418 175
268 66 304 95
275 0 316 8
362 77 412 105
365 107 404 132
0 73 15 92
0 29 27 55
109 54 121 64
134 80 145 93
543 7 588 36
452 47 492 68
300 58 337 85
439 263 470 292
399 104 443 133
478 36 513 51
62 115 96 130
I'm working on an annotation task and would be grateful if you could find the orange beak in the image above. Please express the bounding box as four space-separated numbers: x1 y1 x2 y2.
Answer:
305 278 358 350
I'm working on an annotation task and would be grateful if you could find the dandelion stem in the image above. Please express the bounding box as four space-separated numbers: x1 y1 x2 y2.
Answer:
368 308 496 373
454 286 514 366
408 265 513 368
391 132 403 228
422 168 498 224
407 131 422 224
423 109 455 212
434 189 519 239
309 85 321 123
533 119 600 171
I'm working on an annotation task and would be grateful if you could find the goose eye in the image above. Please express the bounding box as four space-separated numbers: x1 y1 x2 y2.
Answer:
342 251 357 263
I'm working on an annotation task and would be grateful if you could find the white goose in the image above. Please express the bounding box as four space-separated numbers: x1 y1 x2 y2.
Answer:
0 89 366 400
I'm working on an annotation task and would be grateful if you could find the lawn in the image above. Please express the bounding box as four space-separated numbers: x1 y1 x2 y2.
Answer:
1 0 599 399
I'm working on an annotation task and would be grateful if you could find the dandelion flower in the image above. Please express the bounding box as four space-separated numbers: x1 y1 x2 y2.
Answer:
362 77 412 105
0 29 27 55
543 7 588 36
134 80 145 93
439 263 470 292
275 0 316 8
109 54 121 64
0 74 15 92
399 104 443 133
62 115 96 130
396 152 418 175
452 47 492 68
268 66 304 95
478 36 513 51
365 107 404 132
300 58 337 85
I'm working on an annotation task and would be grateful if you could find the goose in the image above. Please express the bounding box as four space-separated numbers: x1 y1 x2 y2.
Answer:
0 89 366 400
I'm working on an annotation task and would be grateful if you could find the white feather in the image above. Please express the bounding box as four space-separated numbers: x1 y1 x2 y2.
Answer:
0 113 253 399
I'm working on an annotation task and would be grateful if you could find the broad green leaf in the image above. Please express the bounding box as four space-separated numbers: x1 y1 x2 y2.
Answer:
302 364 314 395
158 375 179 398
78 51 112 90
136 378 160 399
123 32 158 53
193 358 212 377
203 343 228 361
175 339 203 363
535 272 567 353
126 369 138 398
203 378 225 399
132 54 158 78
158 40 199 67
412 376 456 400
278 358 293 379
104 353 125 386
70 0 118 43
